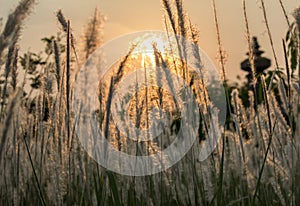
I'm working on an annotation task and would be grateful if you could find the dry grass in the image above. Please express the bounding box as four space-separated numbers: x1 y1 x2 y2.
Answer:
0 0 299 205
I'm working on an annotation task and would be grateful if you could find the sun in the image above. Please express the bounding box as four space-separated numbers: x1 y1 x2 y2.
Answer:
130 32 176 62
134 33 169 53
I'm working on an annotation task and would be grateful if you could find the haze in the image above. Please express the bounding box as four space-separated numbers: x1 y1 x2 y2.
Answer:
0 0 299 81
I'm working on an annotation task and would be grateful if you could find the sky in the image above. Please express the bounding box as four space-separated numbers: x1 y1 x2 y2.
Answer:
0 0 299 82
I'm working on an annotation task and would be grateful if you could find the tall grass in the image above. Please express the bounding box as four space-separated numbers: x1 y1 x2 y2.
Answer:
0 0 299 205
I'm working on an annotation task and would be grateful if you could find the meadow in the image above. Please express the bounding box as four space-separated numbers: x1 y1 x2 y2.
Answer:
0 0 299 205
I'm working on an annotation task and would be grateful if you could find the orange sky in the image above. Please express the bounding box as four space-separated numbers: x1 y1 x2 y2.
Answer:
0 0 299 82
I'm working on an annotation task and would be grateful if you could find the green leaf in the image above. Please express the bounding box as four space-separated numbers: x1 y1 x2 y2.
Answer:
106 171 122 206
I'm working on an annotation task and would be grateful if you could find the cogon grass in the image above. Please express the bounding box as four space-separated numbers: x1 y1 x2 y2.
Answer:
0 0 35 62
56 10 79 69
260 0 280 91
53 40 61 91
0 0 300 205
0 90 21 166
81 8 106 61
292 6 300 82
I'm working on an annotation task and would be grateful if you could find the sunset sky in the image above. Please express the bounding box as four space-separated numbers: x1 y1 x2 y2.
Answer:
0 0 299 81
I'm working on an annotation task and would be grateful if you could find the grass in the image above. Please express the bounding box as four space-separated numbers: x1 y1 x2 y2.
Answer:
0 0 300 205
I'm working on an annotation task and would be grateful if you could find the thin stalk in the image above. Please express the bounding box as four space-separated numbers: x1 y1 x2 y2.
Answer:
278 0 290 27
23 131 46 206
53 40 61 91
259 0 280 91
66 20 72 199
251 77 276 204
251 122 276 205
242 0 259 111
56 10 79 68
66 20 71 147
143 55 150 158
217 134 225 205
282 39 291 107
162 0 186 78
104 46 136 140
212 0 226 82
0 90 21 166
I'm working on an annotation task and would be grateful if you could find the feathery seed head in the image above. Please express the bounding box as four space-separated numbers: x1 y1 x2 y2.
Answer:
56 10 68 32
293 6 300 29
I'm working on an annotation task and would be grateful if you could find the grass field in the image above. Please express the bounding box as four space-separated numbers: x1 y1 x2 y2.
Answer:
0 0 300 205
